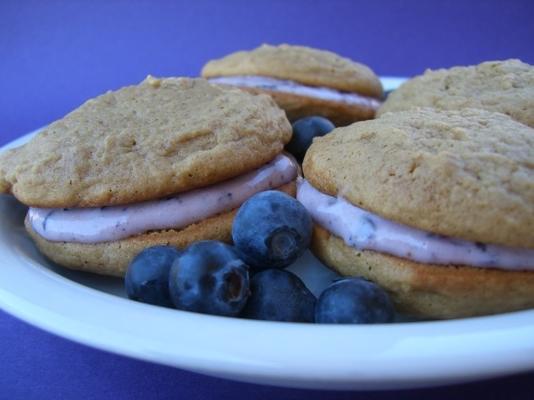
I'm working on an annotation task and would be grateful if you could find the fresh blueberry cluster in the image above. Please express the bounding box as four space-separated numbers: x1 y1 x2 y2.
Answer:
125 190 395 324
125 116 395 323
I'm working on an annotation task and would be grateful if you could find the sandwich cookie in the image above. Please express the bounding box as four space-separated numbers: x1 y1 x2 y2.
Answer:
202 44 383 126
0 77 295 276
298 107 534 319
378 59 534 128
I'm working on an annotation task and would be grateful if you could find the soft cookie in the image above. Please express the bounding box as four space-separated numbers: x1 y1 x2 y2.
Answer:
298 107 534 319
202 44 383 126
0 77 296 276
377 59 534 128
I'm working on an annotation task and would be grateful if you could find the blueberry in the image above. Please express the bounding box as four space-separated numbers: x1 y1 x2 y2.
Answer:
232 190 312 270
242 269 315 322
285 116 335 162
315 277 395 324
125 245 182 307
382 89 394 100
169 240 250 317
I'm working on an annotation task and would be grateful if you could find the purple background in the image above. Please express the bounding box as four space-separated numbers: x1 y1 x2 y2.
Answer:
1 1 533 398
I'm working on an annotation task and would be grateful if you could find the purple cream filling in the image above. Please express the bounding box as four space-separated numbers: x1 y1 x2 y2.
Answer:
297 178 534 271
28 155 298 243
208 75 381 109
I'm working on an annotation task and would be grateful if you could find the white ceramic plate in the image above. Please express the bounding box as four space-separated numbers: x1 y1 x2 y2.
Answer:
1 77 533 391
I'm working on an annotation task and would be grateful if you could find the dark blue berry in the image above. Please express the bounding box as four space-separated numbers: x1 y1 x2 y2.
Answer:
315 277 395 324
382 89 394 100
232 190 312 270
242 269 315 322
125 245 182 307
169 241 250 317
285 116 335 162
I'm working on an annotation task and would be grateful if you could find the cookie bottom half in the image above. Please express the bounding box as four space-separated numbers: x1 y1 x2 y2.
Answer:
312 225 534 319
239 87 377 126
25 181 296 277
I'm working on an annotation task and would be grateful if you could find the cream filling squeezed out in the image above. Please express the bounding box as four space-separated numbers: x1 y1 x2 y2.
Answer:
297 179 534 271
208 76 382 109
29 155 298 244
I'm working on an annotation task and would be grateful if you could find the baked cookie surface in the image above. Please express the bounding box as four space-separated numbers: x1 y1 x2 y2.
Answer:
377 59 534 127
0 77 291 208
202 44 383 99
303 107 534 248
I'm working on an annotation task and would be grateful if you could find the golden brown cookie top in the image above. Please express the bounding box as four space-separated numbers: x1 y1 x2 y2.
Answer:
0 77 291 208
201 44 383 98
303 107 534 248
377 59 534 127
